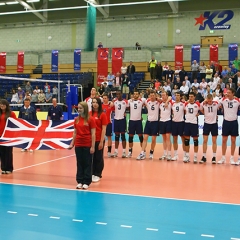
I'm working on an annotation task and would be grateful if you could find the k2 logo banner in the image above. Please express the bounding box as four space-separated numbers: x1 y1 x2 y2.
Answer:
194 10 234 30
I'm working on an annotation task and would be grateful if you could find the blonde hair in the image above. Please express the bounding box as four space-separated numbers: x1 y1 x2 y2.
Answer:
76 102 89 124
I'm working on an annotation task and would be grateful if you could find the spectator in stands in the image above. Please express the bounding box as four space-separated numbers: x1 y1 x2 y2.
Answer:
103 82 111 99
227 78 236 89
179 66 187 83
44 82 50 94
193 87 204 103
213 73 220 84
38 89 45 111
219 78 225 90
107 72 115 89
45 89 53 104
215 66 221 77
191 60 199 81
155 62 162 81
98 84 105 97
162 81 171 94
215 84 223 98
174 66 181 79
208 78 217 91
121 63 127 80
223 83 230 96
110 83 119 99
205 65 213 82
233 57 240 70
114 72 121 90
162 62 169 79
184 76 191 89
127 61 135 82
166 65 174 82
199 61 206 80
11 89 19 104
212 92 219 102
34 85 40 94
48 98 63 121
172 85 179 96
230 65 238 85
52 85 58 99
200 78 208 90
135 42 141 50
121 74 130 100
24 91 31 100
191 79 199 89
17 87 25 98
17 94 24 106
97 42 103 48
216 60 222 73
175 77 182 89
31 90 38 107
221 66 229 83
149 56 157 81
154 79 161 91
25 81 33 94
203 86 212 98
237 72 240 84
180 81 189 95
210 61 216 76
167 78 174 90
236 82 240 98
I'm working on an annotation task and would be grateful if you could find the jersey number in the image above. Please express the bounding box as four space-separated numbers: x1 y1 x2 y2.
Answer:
188 108 193 114
228 102 233 108
134 103 137 109
176 106 179 112
208 106 213 112
151 105 155 110
118 104 121 110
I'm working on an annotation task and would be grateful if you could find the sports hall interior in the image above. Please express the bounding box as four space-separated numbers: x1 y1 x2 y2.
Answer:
0 0 240 239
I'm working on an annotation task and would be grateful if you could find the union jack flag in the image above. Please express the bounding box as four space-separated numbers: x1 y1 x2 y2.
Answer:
0 118 74 150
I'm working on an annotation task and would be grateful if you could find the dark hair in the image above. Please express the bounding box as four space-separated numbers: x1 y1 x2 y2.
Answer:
149 90 156 94
102 93 109 98
24 98 30 102
0 99 11 120
189 92 196 97
229 87 236 94
91 97 103 118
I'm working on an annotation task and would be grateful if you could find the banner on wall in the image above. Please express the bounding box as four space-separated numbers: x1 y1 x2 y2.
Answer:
51 50 59 72
97 48 109 86
228 43 238 67
191 45 200 64
74 49 81 71
17 51 24 72
112 48 123 75
0 52 6 73
175 45 183 68
210 44 218 63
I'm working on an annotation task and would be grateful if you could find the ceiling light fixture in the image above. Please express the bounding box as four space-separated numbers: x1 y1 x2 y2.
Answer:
6 1 18 4
26 0 40 2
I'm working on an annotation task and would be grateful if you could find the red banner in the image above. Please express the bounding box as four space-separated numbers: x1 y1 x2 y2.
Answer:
0 52 6 73
112 48 123 75
97 48 109 86
210 44 218 63
175 45 183 68
17 51 24 72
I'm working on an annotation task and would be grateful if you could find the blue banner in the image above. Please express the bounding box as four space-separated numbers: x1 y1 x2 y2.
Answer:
191 45 200 64
74 49 81 71
228 43 238 67
51 50 58 72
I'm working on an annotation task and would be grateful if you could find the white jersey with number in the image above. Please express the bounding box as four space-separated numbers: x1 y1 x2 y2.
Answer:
200 101 220 124
128 99 145 121
220 97 240 121
113 99 129 120
184 102 200 124
145 99 160 122
159 101 172 122
172 101 185 122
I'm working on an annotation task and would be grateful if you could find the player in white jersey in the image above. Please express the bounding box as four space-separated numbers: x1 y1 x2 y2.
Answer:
137 90 160 160
200 94 221 164
159 91 173 161
112 90 129 158
127 91 145 157
171 92 186 161
218 88 240 165
183 92 200 163
84 88 97 111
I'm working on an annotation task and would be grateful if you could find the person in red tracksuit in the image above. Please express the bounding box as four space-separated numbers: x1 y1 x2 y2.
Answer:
90 97 107 183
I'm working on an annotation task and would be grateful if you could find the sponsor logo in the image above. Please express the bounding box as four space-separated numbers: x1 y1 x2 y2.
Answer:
194 10 234 30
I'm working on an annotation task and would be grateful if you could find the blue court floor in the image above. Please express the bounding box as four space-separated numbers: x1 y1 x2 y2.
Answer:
0 183 240 240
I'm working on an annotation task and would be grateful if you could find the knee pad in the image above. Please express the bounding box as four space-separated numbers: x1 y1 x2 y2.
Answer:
129 135 133 143
115 134 120 142
121 133 126 141
184 139 190 146
139 135 143 143
194 139 198 147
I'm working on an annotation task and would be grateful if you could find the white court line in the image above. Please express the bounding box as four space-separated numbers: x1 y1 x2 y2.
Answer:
201 234 214 238
7 211 17 214
72 219 83 222
146 228 158 231
13 154 75 172
231 238 240 240
50 216 60 219
28 214 38 217
120 225 132 228
96 222 107 225
173 231 186 234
